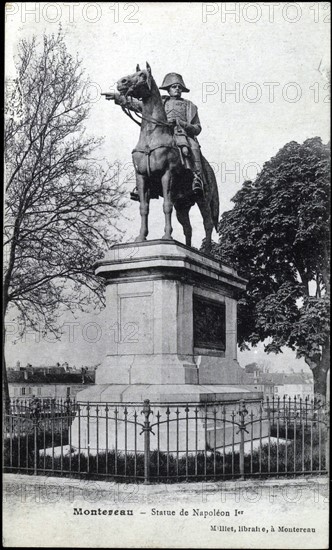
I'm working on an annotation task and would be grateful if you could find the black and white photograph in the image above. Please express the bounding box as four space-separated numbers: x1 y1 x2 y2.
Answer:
3 2 330 548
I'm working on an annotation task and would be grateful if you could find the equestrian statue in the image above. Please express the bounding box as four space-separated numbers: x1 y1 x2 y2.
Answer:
103 63 219 252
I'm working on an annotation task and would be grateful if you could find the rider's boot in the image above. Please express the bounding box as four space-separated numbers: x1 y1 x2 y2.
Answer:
130 186 140 202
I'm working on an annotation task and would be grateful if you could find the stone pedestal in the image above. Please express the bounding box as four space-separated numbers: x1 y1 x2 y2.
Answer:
73 240 264 453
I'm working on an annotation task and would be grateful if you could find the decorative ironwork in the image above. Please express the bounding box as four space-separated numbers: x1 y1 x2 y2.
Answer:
4 396 329 482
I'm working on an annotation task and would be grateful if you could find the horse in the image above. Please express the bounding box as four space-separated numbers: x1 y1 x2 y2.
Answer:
116 63 219 252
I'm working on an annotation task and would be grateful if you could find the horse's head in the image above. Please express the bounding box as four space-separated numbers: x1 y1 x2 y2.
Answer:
117 62 153 99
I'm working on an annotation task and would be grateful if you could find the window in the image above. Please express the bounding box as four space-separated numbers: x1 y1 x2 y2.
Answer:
21 387 26 396
66 387 71 397
37 387 42 396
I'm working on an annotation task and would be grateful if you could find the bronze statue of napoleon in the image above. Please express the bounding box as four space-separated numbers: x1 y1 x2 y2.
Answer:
104 64 219 252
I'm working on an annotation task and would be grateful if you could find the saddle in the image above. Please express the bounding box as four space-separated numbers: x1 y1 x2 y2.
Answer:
130 125 203 202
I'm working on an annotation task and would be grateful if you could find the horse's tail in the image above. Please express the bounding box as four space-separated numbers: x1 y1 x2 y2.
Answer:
211 186 220 231
202 155 220 230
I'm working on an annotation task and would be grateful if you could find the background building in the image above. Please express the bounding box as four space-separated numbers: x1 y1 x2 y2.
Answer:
7 364 96 400
243 363 314 400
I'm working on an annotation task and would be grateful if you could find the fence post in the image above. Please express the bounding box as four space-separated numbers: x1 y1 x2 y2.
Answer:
141 400 152 484
31 398 41 476
238 400 248 480
33 420 38 475
266 397 271 437
325 405 330 475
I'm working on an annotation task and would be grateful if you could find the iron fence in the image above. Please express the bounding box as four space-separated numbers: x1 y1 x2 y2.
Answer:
3 396 329 483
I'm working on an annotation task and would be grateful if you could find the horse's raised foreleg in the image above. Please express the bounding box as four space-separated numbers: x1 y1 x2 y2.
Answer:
161 172 173 240
135 174 150 242
196 197 214 252
175 205 192 247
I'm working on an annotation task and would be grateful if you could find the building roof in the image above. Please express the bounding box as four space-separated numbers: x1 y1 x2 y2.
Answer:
259 372 313 385
7 371 95 384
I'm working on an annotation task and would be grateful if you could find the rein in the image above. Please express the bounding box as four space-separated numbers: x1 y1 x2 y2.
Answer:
122 103 173 128
121 105 142 127
121 89 173 129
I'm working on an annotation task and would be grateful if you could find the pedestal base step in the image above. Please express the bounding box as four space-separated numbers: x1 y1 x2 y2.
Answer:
75 384 262 404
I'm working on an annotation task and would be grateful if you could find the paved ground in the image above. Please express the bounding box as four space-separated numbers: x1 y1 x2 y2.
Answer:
3 473 329 548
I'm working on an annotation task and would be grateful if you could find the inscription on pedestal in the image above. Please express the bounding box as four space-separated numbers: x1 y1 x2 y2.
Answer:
193 296 226 351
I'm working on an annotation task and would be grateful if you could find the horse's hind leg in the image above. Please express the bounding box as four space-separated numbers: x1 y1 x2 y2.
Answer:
196 197 214 252
175 205 192 247
135 174 150 242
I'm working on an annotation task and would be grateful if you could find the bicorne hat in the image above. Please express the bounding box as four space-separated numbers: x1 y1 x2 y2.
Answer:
159 73 190 93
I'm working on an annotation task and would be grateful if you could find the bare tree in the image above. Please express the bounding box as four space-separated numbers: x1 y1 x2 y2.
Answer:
4 30 127 408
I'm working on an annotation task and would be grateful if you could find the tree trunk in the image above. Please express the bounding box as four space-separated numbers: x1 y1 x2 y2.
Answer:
2 344 10 414
2 299 11 413
309 344 330 401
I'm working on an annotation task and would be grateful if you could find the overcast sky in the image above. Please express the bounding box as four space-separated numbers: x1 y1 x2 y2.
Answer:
5 2 330 370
